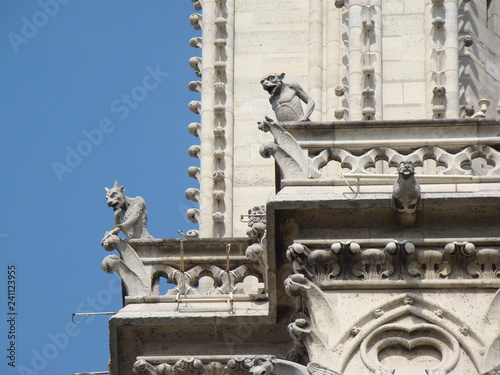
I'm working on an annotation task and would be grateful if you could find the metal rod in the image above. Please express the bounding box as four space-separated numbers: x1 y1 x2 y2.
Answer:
125 293 268 304
71 312 116 324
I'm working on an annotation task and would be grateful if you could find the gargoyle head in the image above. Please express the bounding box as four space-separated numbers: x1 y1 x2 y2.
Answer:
105 181 126 211
249 357 275 375
397 161 415 178
260 73 285 94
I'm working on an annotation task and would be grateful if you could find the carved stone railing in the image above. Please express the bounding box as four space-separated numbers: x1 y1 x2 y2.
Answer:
101 237 266 303
286 240 500 288
258 118 500 183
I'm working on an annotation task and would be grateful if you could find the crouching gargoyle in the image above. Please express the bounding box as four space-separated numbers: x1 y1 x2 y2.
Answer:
392 161 421 226
260 73 315 122
101 181 153 249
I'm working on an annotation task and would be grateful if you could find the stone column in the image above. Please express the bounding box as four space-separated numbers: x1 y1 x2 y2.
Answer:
347 1 364 120
371 0 383 120
199 0 217 237
223 0 235 237
309 0 324 121
444 0 460 118
325 1 343 120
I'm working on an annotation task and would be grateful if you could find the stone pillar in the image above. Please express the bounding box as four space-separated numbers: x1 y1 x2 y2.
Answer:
199 0 217 237
325 1 343 120
371 0 383 120
309 0 324 121
223 0 235 237
444 0 460 118
347 1 364 120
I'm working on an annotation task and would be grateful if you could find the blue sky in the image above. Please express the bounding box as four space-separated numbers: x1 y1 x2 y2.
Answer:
0 2 199 374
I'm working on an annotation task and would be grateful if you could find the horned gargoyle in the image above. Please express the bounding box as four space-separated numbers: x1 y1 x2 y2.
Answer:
100 181 152 296
101 181 152 249
260 73 315 122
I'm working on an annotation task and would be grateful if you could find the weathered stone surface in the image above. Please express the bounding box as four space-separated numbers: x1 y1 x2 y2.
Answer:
100 1 500 374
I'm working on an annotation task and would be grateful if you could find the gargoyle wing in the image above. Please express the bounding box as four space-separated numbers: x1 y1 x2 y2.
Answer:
307 363 343 375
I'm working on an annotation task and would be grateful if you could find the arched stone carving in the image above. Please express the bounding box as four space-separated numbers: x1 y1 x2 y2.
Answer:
333 293 486 374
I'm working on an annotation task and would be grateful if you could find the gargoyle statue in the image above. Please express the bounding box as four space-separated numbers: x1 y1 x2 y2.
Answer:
249 357 343 375
101 181 153 244
260 73 315 122
392 161 421 226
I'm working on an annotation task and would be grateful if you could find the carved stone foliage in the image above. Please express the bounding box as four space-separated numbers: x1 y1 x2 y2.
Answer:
134 357 252 375
133 357 344 375
246 205 266 244
101 236 262 298
285 241 500 285
287 244 340 282
245 205 267 286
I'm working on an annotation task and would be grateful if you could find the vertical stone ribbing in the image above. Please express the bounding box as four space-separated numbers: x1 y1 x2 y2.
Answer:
348 2 364 120
223 0 235 237
425 0 437 119
325 1 342 120
309 0 323 121
444 0 460 118
371 0 383 120
199 0 217 237
425 0 459 119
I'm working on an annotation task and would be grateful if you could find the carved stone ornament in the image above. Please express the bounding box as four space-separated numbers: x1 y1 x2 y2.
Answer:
102 241 261 298
248 357 343 375
283 282 489 375
245 205 267 287
286 243 340 282
314 145 500 177
257 120 500 181
260 73 315 122
392 161 421 226
133 357 253 375
101 181 153 245
283 240 500 285
257 118 321 179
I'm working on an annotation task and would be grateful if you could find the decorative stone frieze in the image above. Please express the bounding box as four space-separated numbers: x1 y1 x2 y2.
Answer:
284 241 500 286
259 119 500 182
132 357 264 375
131 358 257 375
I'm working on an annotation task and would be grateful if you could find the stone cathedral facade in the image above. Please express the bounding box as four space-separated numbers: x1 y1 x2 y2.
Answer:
99 1 500 374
